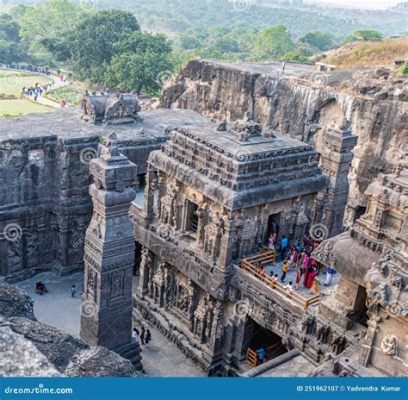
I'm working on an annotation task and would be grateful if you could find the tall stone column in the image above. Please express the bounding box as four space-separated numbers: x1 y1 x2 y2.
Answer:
144 164 156 223
80 146 142 370
315 121 358 237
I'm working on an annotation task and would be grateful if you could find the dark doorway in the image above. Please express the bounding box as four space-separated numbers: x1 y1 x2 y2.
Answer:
138 173 146 188
186 201 199 235
133 242 143 276
242 317 287 367
266 213 280 242
354 206 367 223
350 285 368 327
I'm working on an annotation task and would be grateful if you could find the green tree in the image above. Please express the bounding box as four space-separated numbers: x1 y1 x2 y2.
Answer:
104 32 173 95
345 29 383 43
18 0 90 64
299 31 334 52
0 13 23 63
252 24 294 61
67 10 140 84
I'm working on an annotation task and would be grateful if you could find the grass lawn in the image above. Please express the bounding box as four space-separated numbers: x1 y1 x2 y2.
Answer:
0 99 53 118
0 70 52 96
46 85 83 107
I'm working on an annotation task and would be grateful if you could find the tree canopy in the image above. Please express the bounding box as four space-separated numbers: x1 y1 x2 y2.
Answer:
67 10 141 84
0 13 23 63
300 31 334 52
252 24 294 61
104 32 173 95
345 29 383 43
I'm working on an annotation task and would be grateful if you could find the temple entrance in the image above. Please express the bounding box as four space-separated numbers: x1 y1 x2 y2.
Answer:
133 242 143 276
242 317 287 367
350 285 368 327
266 213 280 243
354 206 367 223
138 174 146 188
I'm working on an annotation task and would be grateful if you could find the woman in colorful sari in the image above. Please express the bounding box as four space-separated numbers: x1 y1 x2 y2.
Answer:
305 267 317 289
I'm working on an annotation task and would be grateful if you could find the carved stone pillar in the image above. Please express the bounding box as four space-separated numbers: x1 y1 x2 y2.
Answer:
144 164 155 222
138 247 153 297
186 279 197 331
316 123 358 237
157 173 166 219
80 146 142 370
218 220 234 267
57 215 69 267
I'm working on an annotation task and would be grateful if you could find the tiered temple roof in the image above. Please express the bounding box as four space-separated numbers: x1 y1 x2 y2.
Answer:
150 116 328 210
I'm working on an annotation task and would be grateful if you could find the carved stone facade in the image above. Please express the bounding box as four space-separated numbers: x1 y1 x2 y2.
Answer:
311 121 358 237
313 168 408 376
0 106 210 282
81 92 142 125
130 114 356 375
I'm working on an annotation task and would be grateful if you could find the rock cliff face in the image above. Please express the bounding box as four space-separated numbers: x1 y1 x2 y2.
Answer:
0 283 139 377
161 60 408 223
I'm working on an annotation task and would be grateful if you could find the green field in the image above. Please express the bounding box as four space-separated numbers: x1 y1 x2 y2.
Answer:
0 99 52 118
0 70 52 96
0 69 54 118
46 85 83 107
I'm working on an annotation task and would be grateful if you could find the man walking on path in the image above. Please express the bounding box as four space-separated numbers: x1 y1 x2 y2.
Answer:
140 326 145 346
145 329 152 348
71 284 77 298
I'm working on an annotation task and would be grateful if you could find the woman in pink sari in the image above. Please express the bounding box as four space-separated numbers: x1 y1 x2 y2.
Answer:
305 267 317 288
302 254 311 286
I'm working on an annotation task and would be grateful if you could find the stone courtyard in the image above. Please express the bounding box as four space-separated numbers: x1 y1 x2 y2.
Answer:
15 271 204 377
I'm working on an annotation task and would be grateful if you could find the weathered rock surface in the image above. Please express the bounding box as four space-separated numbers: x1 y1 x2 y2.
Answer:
65 347 137 377
0 283 139 377
0 322 60 377
0 283 35 320
161 60 408 224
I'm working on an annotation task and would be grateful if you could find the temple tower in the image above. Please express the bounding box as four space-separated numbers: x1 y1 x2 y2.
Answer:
80 145 142 370
313 120 358 237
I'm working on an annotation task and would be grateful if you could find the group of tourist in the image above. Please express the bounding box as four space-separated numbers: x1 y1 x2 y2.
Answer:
21 83 48 101
35 281 48 295
256 231 337 295
133 326 152 348
3 63 52 76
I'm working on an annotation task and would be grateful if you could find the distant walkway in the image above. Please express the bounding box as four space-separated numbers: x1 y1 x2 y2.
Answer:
23 75 69 109
1 64 69 109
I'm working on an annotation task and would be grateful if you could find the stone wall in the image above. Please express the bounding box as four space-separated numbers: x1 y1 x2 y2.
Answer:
0 135 98 281
161 60 408 224
0 108 210 281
